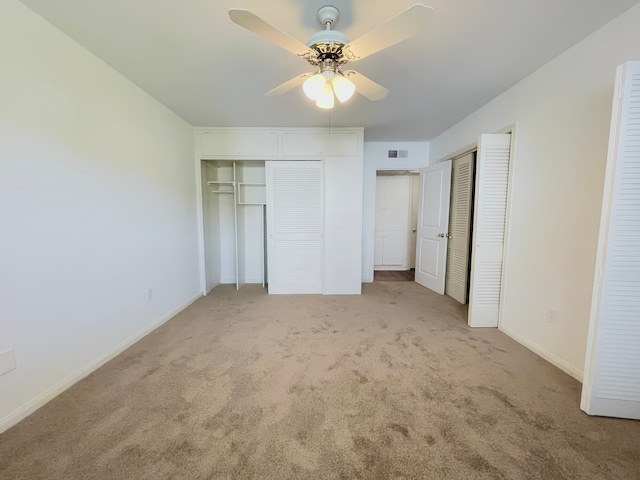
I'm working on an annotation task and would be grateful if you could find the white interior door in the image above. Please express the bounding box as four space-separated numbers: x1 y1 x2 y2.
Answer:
581 61 640 419
414 161 452 294
266 161 323 294
446 152 475 304
468 134 511 327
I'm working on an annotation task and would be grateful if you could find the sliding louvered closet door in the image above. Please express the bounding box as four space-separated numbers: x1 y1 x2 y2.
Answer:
581 61 640 419
445 152 475 304
266 161 323 294
468 134 511 327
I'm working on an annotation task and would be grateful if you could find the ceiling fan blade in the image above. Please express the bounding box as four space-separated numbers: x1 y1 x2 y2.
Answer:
228 9 313 57
343 4 435 61
346 71 389 101
265 74 311 97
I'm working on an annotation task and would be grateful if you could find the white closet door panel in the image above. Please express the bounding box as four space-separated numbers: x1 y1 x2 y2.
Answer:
383 231 407 266
383 177 410 231
375 177 385 231
272 171 322 235
414 161 452 294
266 161 323 294
582 61 640 419
446 153 475 304
468 134 511 327
374 231 384 266
323 155 363 294
281 132 358 157
201 132 278 157
272 240 323 293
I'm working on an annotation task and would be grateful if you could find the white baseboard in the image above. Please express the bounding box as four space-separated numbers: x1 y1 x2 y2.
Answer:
500 325 583 382
0 293 202 434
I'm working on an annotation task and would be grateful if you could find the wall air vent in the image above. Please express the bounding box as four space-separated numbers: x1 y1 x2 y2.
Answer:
388 150 409 158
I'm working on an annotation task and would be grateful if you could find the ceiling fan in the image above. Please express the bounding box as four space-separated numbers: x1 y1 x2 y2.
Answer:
228 4 434 109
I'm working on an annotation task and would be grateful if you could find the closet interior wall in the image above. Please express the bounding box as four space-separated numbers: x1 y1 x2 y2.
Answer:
201 160 266 292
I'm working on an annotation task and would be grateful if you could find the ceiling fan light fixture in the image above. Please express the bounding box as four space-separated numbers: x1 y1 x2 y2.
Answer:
230 4 434 106
315 81 335 109
332 75 355 102
303 73 326 100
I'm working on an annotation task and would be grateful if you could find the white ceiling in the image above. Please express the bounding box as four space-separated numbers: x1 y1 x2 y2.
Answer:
20 0 640 141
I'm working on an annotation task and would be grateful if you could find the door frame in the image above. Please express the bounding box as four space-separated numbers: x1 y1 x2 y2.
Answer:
436 123 518 329
369 167 424 280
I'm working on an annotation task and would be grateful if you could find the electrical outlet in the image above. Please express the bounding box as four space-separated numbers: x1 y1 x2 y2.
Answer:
0 349 17 376
546 308 558 325
146 288 153 302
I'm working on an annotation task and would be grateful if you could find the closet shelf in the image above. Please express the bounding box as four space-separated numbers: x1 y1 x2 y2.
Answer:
208 180 235 194
237 182 266 205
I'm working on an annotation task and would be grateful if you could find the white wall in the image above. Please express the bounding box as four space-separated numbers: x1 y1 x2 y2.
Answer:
429 4 640 380
0 0 200 432
362 142 429 282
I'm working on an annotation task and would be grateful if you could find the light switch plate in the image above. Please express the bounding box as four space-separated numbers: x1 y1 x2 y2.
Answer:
0 349 17 376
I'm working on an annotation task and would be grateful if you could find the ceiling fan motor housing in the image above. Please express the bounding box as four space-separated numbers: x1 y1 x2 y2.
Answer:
305 5 350 71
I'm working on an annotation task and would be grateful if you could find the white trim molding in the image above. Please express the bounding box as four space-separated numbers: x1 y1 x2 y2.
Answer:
0 294 202 434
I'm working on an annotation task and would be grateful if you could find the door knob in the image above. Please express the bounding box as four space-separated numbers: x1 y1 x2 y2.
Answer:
437 233 445 238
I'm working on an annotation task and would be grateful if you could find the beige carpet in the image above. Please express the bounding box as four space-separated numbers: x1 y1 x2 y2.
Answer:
1 282 640 479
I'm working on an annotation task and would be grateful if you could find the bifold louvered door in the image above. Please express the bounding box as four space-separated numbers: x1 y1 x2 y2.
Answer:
446 152 475 304
266 161 323 294
581 61 640 419
468 134 511 327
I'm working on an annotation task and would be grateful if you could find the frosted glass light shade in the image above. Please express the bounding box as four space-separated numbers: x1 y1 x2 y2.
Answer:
315 81 335 109
303 74 326 100
332 75 355 102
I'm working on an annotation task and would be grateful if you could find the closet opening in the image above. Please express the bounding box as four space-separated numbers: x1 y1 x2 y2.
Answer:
373 170 420 282
200 160 267 293
441 132 513 328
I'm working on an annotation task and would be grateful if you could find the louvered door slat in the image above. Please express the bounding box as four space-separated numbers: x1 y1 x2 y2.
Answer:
582 61 640 419
272 168 322 235
468 134 511 327
266 161 323 294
